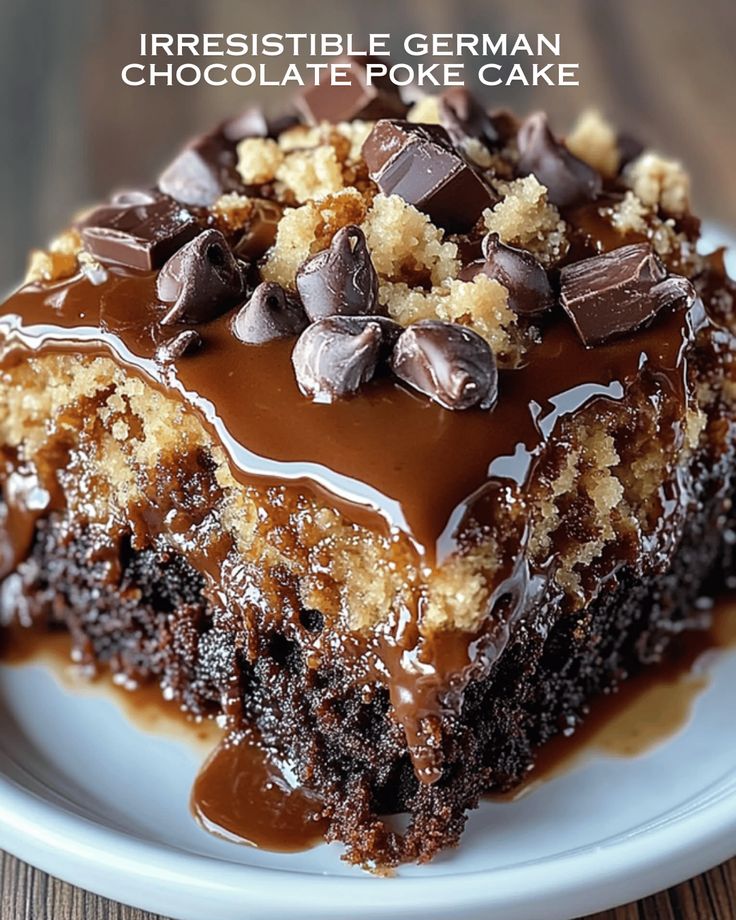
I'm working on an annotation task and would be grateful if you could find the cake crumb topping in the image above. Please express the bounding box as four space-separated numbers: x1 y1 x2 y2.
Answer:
482 176 568 266
565 109 621 178
624 151 691 216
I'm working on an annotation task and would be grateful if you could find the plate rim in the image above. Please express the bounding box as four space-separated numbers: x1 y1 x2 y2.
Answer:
2 723 736 920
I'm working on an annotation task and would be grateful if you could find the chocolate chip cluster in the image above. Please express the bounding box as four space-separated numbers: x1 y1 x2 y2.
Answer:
71 61 697 414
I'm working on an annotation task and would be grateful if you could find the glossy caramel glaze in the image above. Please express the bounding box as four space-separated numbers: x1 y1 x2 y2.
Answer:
0 253 707 562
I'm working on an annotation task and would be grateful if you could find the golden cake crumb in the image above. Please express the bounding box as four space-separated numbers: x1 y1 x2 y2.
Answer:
407 95 441 124
482 177 568 266
262 188 367 288
212 192 255 231
608 191 649 235
276 146 345 203
24 229 82 284
362 194 459 287
379 275 520 365
625 152 690 216
566 110 621 178
236 137 284 184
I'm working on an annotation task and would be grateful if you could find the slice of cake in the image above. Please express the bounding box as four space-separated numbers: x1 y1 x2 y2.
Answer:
1 71 736 868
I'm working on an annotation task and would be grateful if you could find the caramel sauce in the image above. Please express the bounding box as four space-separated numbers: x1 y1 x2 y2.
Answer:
0 262 705 564
191 736 328 852
0 626 218 747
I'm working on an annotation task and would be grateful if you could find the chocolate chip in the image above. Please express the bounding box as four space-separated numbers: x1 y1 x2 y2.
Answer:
297 57 407 124
459 234 554 316
295 226 379 322
362 120 497 233
232 282 308 344
438 87 500 151
155 329 202 364
516 113 602 209
158 133 243 208
80 195 200 271
559 243 696 347
157 229 246 325
391 320 498 411
292 315 398 403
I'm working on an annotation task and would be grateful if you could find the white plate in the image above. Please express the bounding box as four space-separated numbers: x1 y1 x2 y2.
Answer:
1 232 735 920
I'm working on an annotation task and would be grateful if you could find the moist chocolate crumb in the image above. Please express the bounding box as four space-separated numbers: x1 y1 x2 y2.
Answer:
517 112 602 209
157 229 246 325
232 282 308 344
296 226 380 321
560 243 696 346
391 320 498 411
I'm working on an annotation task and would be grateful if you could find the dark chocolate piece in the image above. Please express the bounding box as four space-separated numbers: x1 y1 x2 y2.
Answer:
157 229 246 325
220 107 301 144
232 282 308 344
155 329 202 364
158 134 243 208
391 320 498 411
296 226 379 321
297 57 407 124
80 196 200 271
516 113 602 209
438 87 500 151
559 243 696 346
459 234 554 316
362 120 497 232
291 315 394 403
110 189 159 207
617 133 645 171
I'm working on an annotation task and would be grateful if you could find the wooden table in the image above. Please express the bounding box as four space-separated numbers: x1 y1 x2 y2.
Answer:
1 0 735 917
3 847 736 920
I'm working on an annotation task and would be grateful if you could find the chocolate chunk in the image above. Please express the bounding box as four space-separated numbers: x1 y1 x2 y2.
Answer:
155 329 202 364
438 87 500 151
517 113 602 209
459 234 554 316
157 229 246 325
158 134 243 208
220 107 300 143
292 315 397 403
362 120 496 232
391 320 498 411
232 198 283 262
110 189 158 207
559 243 696 347
297 57 407 124
617 132 645 170
296 226 379 322
80 195 200 271
232 282 308 344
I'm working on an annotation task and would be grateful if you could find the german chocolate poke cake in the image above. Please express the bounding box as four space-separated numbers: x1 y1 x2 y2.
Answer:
1 62 735 868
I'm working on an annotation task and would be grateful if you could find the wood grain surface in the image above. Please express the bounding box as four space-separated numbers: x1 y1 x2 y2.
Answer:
1 0 735 918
